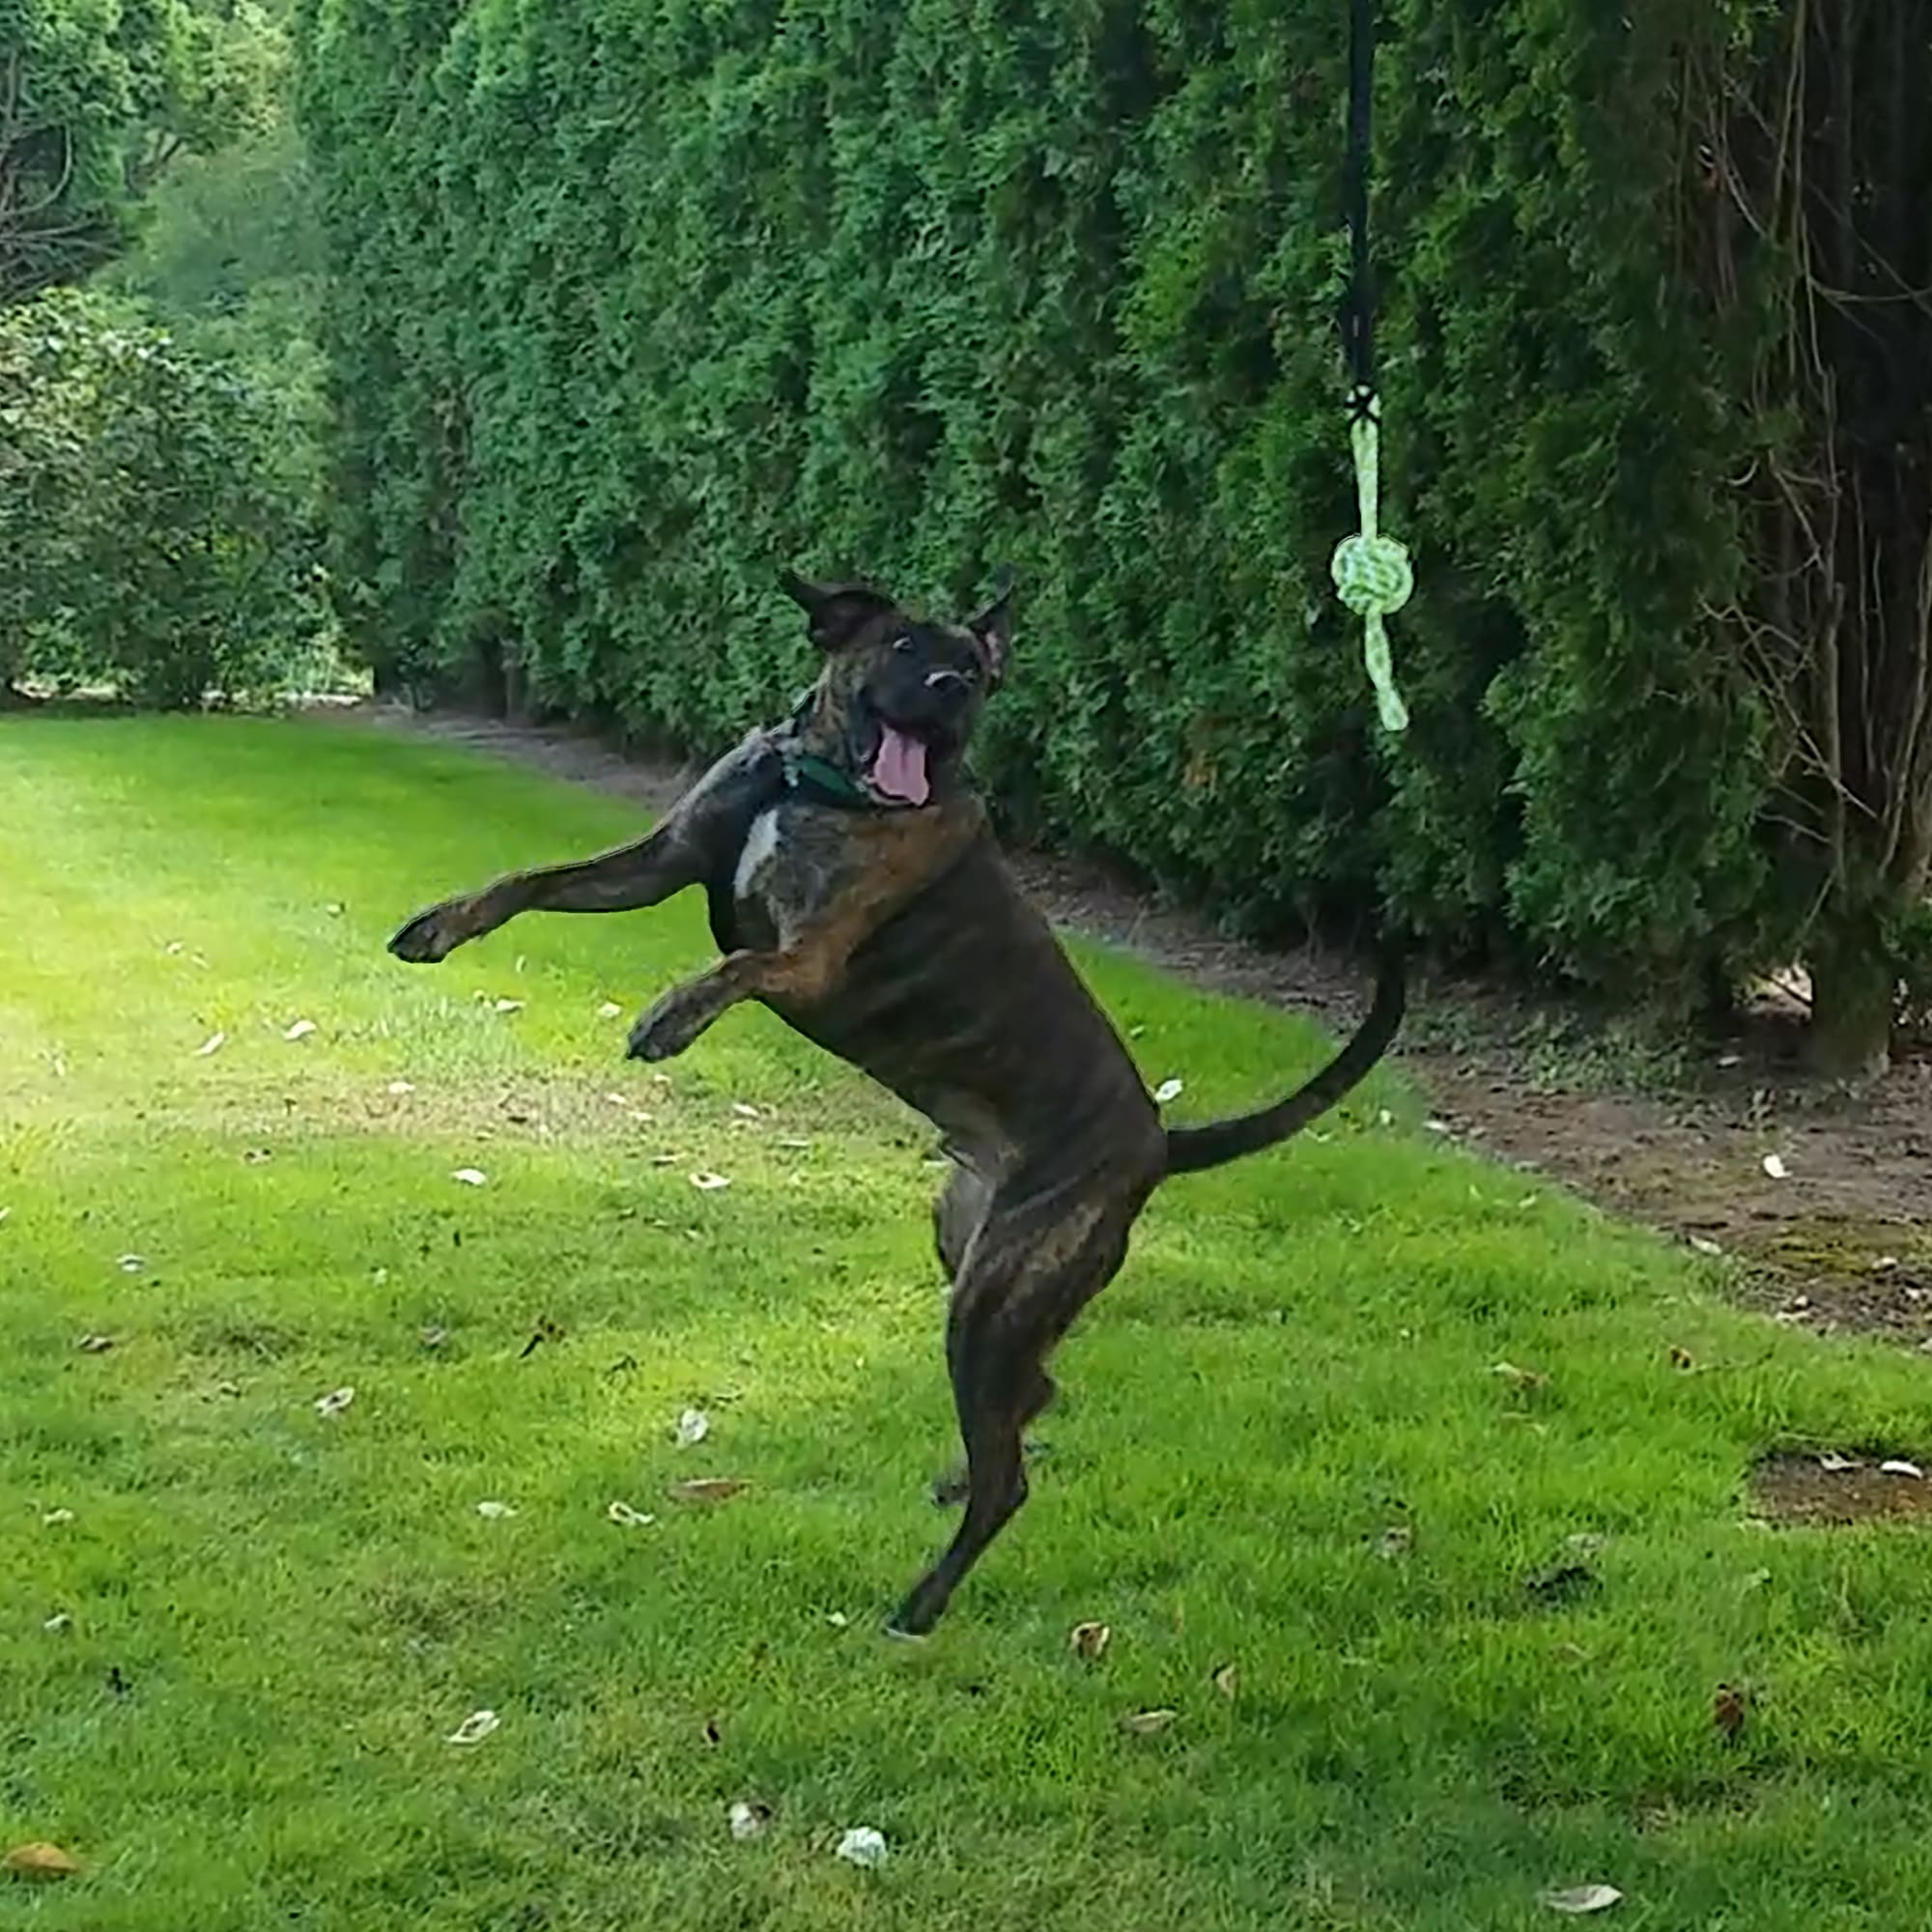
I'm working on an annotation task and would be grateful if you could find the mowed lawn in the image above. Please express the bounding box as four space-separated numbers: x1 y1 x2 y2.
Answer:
5 716 1932 1932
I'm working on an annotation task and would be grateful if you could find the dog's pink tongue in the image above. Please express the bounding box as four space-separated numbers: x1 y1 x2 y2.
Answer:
869 726 930 805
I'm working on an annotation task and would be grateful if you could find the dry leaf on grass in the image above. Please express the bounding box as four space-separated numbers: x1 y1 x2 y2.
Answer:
1120 1709 1179 1736
1818 1453 1861 1472
598 1003 624 1019
387 1080 415 1095
834 1827 888 1868
1540 1884 1623 1915
1690 1236 1723 1258
492 998 525 1014
419 1325 449 1350
669 1478 748 1505
444 1710 499 1747
117 1254 146 1274
1212 1663 1239 1699
690 1172 732 1192
1712 1683 1747 1744
607 1500 656 1526
731 1102 762 1120
675 1407 711 1446
40 1509 73 1527
283 1019 318 1042
451 1168 488 1187
314 1386 355 1419
1153 1078 1184 1104
4 1843 81 1881
1491 1361 1549 1393
728 1801 771 1841
76 1334 115 1354
1761 1153 1789 1180
43 1613 72 1634
194 1032 226 1058
1881 1459 1925 1479
475 1500 516 1520
1069 1621 1111 1662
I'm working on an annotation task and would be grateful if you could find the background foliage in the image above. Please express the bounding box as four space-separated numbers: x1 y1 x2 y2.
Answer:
292 0 1926 1050
0 287 326 706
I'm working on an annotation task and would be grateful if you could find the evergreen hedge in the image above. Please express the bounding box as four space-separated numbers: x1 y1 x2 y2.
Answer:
296 0 1812 1008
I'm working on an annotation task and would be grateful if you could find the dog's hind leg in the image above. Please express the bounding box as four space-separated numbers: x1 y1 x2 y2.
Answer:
891 1153 1155 1636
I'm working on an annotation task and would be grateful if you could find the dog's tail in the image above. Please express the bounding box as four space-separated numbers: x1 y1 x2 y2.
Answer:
1162 940 1406 1178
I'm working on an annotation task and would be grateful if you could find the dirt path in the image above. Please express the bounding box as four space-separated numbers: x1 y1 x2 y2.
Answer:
324 702 1932 1350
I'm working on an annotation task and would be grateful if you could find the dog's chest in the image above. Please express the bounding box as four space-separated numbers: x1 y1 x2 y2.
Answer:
732 806 783 902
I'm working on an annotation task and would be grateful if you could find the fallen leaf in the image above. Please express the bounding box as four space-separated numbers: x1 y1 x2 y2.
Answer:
690 1172 732 1192
1762 1153 1789 1180
1121 1709 1179 1736
43 1613 73 1634
4 1843 81 1881
451 1168 488 1187
675 1407 711 1447
834 1827 888 1868
825 1611 850 1629
1069 1621 1112 1662
598 1002 624 1019
1212 1662 1239 1699
1491 1361 1549 1393
1525 1562 1599 1606
1717 1052 1743 1068
728 1800 771 1841
77 1334 115 1354
1540 1884 1624 1915
607 1500 656 1526
778 1137 811 1151
118 1254 146 1274
444 1710 499 1747
1817 1452 1861 1472
420 1325 449 1350
314 1386 355 1419
475 1500 517 1520
1378 1108 1395 1128
1425 1118 1452 1135
669 1478 748 1505
1690 1236 1723 1258
387 1080 416 1095
194 1032 226 1058
283 1019 318 1041
1881 1459 1924 1479
1713 1683 1747 1744
1153 1078 1184 1104
492 998 525 1014
41 1509 74 1526
731 1102 762 1120
326 901 346 917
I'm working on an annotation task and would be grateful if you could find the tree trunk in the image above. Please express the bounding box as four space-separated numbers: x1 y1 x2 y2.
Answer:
1806 918 1895 1078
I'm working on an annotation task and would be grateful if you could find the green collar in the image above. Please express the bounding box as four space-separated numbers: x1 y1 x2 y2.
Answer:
781 748 878 810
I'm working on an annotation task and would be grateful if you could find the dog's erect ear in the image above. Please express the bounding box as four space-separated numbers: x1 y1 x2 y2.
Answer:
966 569 1014 689
778 569 897 652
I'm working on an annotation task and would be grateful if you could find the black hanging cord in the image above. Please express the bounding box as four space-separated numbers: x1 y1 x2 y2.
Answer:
1340 0 1378 419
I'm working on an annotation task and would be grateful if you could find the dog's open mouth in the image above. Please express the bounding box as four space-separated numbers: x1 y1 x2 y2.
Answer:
863 712 936 807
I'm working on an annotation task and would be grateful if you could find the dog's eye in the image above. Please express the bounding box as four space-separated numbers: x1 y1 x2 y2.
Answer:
893 634 915 655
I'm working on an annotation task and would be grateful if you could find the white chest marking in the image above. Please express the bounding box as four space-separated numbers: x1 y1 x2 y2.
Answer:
732 808 782 899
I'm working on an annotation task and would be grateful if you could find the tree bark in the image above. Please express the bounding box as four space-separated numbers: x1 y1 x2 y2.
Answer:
1806 915 1895 1078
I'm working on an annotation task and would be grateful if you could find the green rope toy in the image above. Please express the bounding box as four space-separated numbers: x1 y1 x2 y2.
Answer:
1334 0 1411 735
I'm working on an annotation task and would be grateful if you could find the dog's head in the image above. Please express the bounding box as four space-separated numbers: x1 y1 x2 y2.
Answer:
779 570 1011 808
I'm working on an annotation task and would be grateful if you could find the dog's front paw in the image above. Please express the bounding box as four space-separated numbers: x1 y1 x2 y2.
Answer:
388 898 480 965
626 989 707 1063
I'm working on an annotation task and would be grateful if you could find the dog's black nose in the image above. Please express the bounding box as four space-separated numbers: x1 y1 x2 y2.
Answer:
924 668 971 703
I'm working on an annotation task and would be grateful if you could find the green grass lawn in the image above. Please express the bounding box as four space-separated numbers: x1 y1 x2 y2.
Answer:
6 715 1932 1930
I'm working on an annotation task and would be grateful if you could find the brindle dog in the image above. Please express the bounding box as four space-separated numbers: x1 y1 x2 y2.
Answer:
389 571 1405 1634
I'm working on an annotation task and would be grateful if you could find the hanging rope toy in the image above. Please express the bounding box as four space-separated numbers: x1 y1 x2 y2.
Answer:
1331 0 1411 734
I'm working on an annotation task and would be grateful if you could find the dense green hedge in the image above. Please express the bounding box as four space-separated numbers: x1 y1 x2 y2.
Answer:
296 0 1789 1001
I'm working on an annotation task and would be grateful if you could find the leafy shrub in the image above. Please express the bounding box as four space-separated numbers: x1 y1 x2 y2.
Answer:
0 289 327 708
